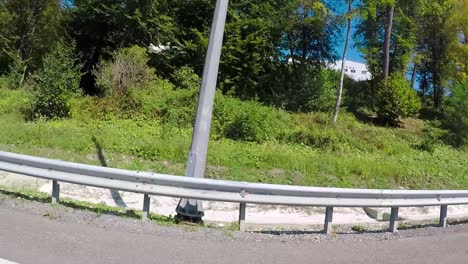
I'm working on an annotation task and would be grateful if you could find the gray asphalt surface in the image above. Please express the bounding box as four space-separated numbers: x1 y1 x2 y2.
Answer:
1 207 468 264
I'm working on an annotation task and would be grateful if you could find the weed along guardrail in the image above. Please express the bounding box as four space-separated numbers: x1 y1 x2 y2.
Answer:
1 151 468 233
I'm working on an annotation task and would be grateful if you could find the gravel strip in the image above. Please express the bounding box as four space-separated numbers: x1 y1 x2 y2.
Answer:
2 191 468 245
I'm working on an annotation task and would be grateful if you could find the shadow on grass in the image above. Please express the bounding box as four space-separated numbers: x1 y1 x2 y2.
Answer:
254 221 448 236
253 229 393 236
0 188 176 224
0 188 50 203
397 223 440 231
92 136 128 208
253 230 323 236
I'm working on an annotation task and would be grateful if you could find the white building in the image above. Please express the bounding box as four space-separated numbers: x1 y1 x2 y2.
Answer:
329 60 371 81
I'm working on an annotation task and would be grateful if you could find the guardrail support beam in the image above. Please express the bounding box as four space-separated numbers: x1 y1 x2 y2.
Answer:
389 207 399 233
142 194 151 221
439 205 448 228
51 180 60 204
239 203 246 232
324 207 334 235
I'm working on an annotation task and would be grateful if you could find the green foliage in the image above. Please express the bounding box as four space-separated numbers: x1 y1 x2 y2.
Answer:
67 0 176 94
0 87 31 115
213 96 290 142
0 108 467 190
416 121 448 152
30 43 82 119
156 85 290 143
443 79 468 147
171 66 200 90
95 46 155 96
87 46 157 118
351 225 366 232
356 0 418 80
0 56 26 89
0 0 64 77
159 87 198 127
374 74 421 123
263 66 339 112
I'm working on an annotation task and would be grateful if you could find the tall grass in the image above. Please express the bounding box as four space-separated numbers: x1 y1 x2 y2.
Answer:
0 84 466 190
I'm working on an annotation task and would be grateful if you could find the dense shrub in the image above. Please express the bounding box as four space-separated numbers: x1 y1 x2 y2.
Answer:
415 121 448 152
91 46 157 117
0 87 31 115
0 56 26 89
159 87 198 127
94 46 155 96
343 79 372 114
154 83 290 142
30 43 82 119
374 74 421 124
443 80 468 147
261 66 338 112
213 96 290 142
289 127 341 150
171 66 201 90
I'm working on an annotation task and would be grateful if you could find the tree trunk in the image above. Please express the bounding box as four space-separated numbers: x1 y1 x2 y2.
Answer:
410 63 417 89
333 0 353 124
383 5 395 81
18 65 27 87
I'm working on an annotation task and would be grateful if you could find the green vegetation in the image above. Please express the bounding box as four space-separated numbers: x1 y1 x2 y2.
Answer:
351 225 367 232
29 42 82 119
0 187 176 225
0 81 466 190
0 0 467 191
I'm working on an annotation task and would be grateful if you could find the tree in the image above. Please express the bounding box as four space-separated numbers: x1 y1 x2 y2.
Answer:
282 0 338 66
443 79 468 146
0 0 63 86
219 0 282 98
333 0 354 123
375 73 421 124
383 3 395 81
355 0 422 123
67 0 175 94
31 42 82 119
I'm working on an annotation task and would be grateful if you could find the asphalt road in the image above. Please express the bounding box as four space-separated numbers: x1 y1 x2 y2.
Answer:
2 207 468 264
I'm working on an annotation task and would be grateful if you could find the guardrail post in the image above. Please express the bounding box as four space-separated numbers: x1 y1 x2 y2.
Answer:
389 207 399 233
439 205 448 228
239 203 246 232
324 207 334 235
51 180 60 204
142 194 151 221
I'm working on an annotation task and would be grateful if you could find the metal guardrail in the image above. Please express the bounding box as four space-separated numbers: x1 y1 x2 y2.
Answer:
0 151 466 233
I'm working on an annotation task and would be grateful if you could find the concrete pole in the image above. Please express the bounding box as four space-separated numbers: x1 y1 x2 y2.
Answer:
176 0 230 220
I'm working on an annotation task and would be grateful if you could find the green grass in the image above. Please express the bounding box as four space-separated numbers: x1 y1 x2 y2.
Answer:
0 86 467 190
351 225 367 232
0 187 176 225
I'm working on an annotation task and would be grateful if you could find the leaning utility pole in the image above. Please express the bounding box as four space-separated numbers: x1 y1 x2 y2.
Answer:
333 0 353 124
176 0 230 221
